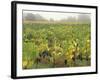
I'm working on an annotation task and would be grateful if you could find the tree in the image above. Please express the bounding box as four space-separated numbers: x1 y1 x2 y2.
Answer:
49 18 54 22
77 14 91 23
24 13 36 21
67 17 77 23
23 13 46 21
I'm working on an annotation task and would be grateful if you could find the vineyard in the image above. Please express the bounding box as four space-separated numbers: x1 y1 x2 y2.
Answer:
22 22 91 69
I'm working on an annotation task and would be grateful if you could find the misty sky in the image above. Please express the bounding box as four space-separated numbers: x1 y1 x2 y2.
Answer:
23 10 90 20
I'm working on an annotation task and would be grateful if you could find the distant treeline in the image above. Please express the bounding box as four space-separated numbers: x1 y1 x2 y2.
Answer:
23 13 91 23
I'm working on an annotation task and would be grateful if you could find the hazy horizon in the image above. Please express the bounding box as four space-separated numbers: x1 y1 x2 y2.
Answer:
23 10 90 21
